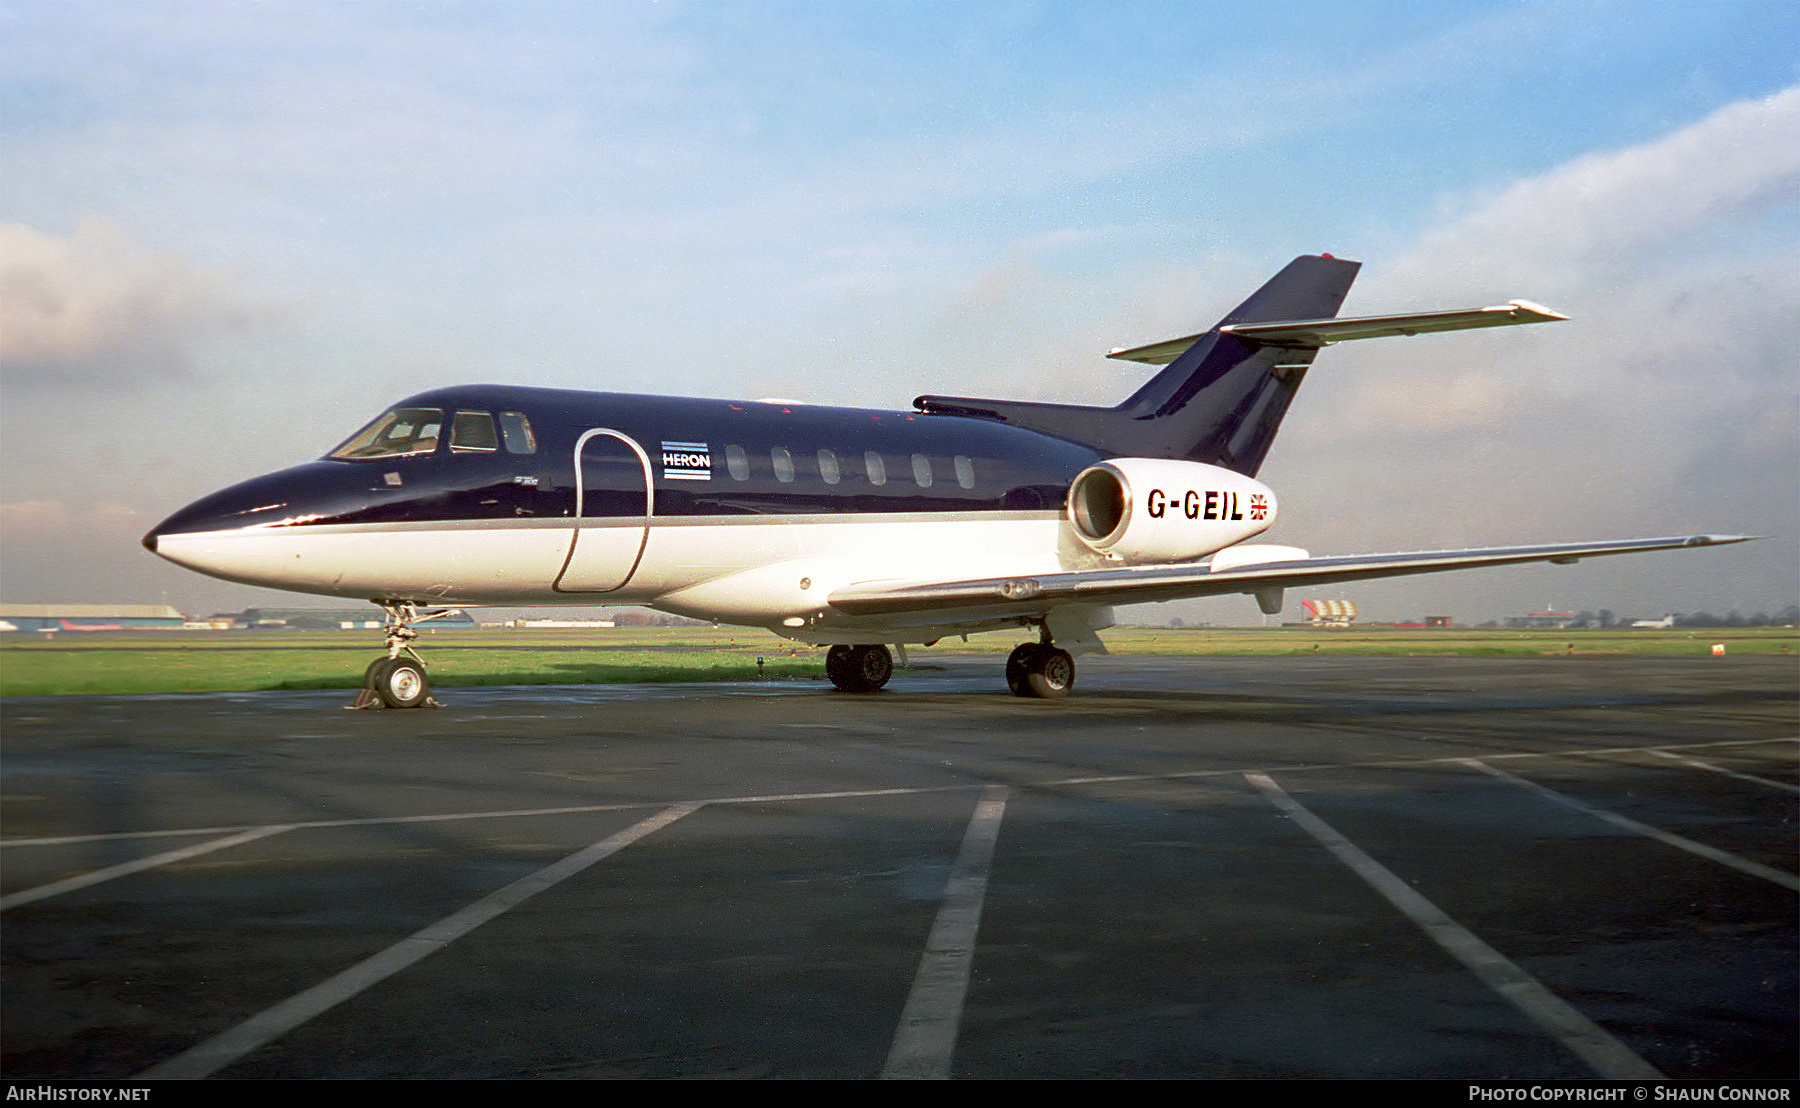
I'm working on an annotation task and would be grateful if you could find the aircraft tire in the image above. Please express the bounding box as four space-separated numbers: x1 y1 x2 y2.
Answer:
372 657 430 709
1024 647 1075 699
825 644 856 690
1005 643 1043 697
850 644 893 691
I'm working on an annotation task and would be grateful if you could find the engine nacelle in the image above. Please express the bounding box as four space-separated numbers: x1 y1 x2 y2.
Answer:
1066 458 1277 564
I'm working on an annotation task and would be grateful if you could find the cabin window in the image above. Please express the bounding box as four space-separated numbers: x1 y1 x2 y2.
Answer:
450 411 499 452
864 451 887 486
817 448 840 485
499 411 537 454
771 446 795 483
954 455 975 489
911 453 933 487
329 407 444 460
726 444 749 480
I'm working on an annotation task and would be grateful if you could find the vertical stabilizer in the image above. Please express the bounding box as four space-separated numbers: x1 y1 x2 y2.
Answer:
1117 255 1360 473
914 255 1362 476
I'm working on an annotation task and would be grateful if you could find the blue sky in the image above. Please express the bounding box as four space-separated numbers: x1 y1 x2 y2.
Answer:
3 0 1796 622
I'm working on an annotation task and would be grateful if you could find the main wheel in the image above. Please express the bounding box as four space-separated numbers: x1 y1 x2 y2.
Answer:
825 644 856 690
1005 643 1044 697
1024 646 1075 699
850 644 893 691
828 644 893 692
371 656 430 708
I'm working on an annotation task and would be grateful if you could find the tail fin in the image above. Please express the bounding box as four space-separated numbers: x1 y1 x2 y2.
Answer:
915 255 1362 476
1111 254 1360 472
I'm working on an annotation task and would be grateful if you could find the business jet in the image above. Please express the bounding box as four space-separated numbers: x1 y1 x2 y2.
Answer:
142 254 1749 706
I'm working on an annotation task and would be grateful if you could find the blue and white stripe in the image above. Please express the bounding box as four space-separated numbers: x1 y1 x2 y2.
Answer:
660 440 712 481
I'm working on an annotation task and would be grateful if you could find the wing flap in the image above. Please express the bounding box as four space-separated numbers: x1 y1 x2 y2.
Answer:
1107 301 1568 365
826 535 1752 617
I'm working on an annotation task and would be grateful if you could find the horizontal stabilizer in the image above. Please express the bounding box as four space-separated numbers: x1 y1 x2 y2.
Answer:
1108 301 1568 365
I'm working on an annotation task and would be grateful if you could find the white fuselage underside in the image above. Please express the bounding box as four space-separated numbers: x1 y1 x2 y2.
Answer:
153 510 1094 642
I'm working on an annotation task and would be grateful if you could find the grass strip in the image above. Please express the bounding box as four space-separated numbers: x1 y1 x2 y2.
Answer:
1 627 1792 697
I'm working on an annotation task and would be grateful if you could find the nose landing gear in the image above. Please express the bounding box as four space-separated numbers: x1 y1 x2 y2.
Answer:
349 601 446 709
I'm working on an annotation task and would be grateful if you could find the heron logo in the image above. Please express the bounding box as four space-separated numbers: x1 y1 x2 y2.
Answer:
660 440 711 481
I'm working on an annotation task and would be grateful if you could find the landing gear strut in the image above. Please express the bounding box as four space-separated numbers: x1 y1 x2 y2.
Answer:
825 643 894 692
1006 632 1075 699
349 601 446 709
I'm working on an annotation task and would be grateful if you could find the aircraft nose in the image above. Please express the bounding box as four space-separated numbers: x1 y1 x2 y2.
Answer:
146 461 352 542
141 461 360 579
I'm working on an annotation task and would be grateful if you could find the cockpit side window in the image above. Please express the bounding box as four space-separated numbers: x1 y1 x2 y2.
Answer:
499 411 537 454
329 407 444 460
450 410 499 452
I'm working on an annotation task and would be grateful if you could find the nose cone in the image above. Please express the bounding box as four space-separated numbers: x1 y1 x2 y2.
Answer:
148 471 296 541
146 462 369 541
142 462 373 587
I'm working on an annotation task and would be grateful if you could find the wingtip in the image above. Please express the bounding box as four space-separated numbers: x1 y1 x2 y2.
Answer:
1503 299 1570 322
1685 534 1759 546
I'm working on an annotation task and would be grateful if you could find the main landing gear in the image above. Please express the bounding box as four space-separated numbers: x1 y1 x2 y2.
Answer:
823 634 1075 698
349 601 446 709
1006 635 1075 699
825 643 894 692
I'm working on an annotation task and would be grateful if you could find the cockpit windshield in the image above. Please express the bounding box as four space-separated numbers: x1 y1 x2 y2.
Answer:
329 408 444 460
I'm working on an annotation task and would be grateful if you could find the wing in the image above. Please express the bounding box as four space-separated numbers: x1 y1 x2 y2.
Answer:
827 535 1753 619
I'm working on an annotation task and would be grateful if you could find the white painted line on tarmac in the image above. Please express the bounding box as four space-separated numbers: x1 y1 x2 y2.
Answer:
137 803 701 1081
1642 748 1800 795
1244 771 1664 1080
1468 737 1796 764
0 789 958 848
4 737 1787 851
0 825 296 911
0 802 688 848
881 786 1009 1080
1458 759 1799 892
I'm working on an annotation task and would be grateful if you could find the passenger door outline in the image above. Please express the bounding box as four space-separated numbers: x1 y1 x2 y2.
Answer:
553 428 654 592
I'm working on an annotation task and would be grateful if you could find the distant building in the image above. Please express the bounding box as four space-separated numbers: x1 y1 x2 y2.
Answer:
0 604 185 632
1504 610 1576 629
608 609 709 628
228 607 477 630
1301 599 1359 627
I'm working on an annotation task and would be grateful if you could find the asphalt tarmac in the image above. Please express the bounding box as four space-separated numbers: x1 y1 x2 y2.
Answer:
2 654 1794 1079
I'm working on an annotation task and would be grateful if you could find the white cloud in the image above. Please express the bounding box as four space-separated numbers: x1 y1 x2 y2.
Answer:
1386 85 1800 297
0 216 276 388
1262 86 1800 618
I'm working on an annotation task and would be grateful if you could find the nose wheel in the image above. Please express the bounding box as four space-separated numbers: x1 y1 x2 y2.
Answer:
350 601 445 709
363 656 430 709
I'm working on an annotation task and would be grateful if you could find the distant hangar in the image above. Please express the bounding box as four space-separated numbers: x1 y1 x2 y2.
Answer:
0 604 476 632
0 604 187 632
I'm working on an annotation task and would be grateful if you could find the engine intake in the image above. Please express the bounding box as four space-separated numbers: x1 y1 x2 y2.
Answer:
1067 458 1277 563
